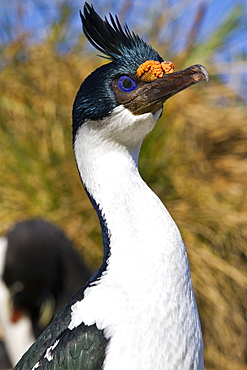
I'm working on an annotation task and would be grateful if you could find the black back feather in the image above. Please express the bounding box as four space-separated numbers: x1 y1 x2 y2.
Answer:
80 2 163 64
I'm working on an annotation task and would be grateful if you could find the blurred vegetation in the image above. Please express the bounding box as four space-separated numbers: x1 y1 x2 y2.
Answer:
0 1 246 369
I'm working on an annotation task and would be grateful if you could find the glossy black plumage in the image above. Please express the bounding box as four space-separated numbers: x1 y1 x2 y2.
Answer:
14 286 107 369
34 325 106 369
81 2 162 65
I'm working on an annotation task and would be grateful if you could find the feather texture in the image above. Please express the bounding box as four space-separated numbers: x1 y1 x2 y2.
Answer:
80 2 162 63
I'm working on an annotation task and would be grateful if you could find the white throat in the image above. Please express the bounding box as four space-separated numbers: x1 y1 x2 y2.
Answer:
72 105 203 370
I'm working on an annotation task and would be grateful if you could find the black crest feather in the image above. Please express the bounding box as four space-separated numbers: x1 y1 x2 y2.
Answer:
80 3 163 64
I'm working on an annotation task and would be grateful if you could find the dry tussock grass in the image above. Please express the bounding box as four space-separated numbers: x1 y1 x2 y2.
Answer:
0 36 246 369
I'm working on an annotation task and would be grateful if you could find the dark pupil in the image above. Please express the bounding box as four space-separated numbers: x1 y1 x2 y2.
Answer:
122 78 132 89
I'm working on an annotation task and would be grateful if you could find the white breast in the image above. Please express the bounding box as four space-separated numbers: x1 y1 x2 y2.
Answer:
71 106 204 369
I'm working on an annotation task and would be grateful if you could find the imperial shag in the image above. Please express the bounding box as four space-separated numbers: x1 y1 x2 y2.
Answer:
0 219 91 367
14 3 208 369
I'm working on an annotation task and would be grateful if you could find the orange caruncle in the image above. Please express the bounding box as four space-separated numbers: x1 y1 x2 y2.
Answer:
137 60 175 82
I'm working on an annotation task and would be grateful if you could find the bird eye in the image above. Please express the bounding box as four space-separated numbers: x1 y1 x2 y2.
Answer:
118 76 137 92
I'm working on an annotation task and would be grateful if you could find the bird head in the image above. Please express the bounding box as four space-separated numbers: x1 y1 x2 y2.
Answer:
72 2 208 144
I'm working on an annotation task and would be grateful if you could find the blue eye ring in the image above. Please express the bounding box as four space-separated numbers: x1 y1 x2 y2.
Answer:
118 76 137 92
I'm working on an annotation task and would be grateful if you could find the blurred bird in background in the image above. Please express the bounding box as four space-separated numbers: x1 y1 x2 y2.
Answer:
0 219 91 368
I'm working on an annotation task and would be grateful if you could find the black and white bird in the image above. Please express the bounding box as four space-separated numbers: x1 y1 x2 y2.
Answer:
14 3 208 369
0 219 91 367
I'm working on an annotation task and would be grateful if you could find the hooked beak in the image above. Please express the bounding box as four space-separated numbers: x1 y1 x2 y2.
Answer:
145 64 209 113
113 64 209 115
